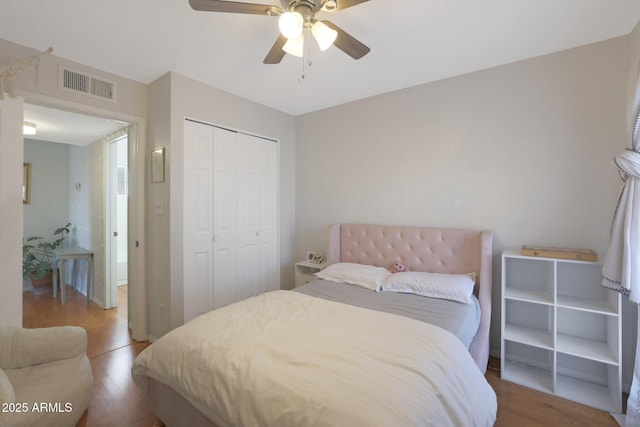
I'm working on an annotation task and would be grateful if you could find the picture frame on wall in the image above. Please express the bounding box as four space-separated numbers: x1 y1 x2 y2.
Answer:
23 162 31 204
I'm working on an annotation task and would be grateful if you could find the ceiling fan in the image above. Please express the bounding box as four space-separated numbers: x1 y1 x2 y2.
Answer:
188 0 371 64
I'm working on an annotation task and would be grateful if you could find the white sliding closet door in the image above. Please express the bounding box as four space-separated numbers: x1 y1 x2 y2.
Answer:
237 133 279 299
183 120 215 321
213 127 239 308
183 120 279 323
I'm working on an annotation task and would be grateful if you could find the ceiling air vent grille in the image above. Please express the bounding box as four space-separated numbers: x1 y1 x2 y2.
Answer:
58 66 117 102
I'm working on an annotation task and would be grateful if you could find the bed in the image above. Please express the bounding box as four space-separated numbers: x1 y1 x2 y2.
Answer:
132 224 496 427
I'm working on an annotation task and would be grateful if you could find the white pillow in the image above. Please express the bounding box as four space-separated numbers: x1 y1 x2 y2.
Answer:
315 262 391 291
381 271 477 304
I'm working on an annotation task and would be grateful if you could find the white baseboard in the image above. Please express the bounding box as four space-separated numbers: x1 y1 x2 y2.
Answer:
92 297 105 309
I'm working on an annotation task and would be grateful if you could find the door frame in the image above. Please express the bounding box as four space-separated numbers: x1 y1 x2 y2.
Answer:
18 89 148 341
0 95 24 327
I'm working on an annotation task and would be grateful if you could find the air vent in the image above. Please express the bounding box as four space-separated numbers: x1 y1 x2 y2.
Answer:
58 66 117 102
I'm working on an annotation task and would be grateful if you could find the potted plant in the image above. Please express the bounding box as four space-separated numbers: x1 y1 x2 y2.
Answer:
23 222 71 287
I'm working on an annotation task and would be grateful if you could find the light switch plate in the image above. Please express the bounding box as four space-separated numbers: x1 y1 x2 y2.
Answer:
155 198 164 215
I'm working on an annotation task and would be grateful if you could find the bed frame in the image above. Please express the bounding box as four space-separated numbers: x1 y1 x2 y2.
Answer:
327 224 493 373
143 224 493 426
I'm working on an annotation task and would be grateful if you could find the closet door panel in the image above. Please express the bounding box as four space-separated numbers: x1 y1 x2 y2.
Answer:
237 135 260 299
213 127 239 309
184 121 214 321
258 139 279 294
239 134 279 295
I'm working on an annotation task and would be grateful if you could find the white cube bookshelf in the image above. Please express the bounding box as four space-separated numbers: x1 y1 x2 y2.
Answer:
501 249 622 413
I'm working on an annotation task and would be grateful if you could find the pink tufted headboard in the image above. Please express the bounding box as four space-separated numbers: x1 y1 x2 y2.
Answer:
326 224 493 373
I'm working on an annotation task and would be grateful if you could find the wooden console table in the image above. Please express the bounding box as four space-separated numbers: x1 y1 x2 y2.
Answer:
52 247 94 304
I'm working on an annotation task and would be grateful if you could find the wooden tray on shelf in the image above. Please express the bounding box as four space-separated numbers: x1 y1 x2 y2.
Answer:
521 245 598 262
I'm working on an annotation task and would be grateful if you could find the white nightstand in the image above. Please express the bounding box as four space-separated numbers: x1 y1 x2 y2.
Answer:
294 261 327 287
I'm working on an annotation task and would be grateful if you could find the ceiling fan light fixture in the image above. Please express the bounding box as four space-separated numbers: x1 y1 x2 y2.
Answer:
279 11 304 39
23 122 37 136
311 21 337 51
283 35 304 57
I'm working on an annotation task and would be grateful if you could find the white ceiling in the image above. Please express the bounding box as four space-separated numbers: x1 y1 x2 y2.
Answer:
23 104 129 146
3 0 640 121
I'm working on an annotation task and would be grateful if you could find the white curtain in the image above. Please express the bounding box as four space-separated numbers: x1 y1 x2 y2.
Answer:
603 109 640 425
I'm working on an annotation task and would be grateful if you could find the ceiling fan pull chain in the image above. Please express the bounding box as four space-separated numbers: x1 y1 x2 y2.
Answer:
302 32 306 79
306 27 313 68
300 28 311 81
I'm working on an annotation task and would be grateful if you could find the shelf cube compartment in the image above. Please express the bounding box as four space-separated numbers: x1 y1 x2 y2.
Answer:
556 353 622 413
504 299 554 349
556 307 619 365
504 257 554 304
502 341 553 393
557 262 618 314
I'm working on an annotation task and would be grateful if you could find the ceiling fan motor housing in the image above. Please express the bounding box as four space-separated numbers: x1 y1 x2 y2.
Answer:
284 0 317 19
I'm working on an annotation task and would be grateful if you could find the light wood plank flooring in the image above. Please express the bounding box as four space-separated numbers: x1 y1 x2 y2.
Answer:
23 284 159 426
23 284 619 426
485 358 618 426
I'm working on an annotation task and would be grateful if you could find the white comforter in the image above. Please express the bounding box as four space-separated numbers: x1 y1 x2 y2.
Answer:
132 291 497 427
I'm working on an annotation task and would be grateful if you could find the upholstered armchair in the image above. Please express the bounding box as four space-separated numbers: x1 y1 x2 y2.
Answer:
0 324 93 427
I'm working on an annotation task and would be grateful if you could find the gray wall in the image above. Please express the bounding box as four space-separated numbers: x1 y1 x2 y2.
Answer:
23 138 106 303
68 141 105 304
23 139 70 241
294 35 630 374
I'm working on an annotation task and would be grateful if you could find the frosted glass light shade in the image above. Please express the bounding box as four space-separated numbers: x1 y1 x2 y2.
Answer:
283 35 304 57
311 21 337 51
23 122 36 136
279 12 304 39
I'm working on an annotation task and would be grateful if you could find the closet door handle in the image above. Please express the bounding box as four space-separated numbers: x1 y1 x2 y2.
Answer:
256 231 261 238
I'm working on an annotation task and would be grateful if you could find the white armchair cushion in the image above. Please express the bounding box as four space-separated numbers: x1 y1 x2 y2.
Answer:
0 325 87 370
0 367 14 404
0 324 93 427
0 368 15 426
5 355 93 427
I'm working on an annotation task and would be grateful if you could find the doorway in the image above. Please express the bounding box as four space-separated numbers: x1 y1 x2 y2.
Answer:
20 96 147 340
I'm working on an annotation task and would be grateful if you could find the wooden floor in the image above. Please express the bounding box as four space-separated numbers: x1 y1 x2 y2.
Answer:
23 284 160 426
23 284 619 426
485 358 618 426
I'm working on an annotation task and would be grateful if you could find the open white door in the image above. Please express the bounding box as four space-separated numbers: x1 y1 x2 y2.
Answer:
0 95 24 327
105 134 129 309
